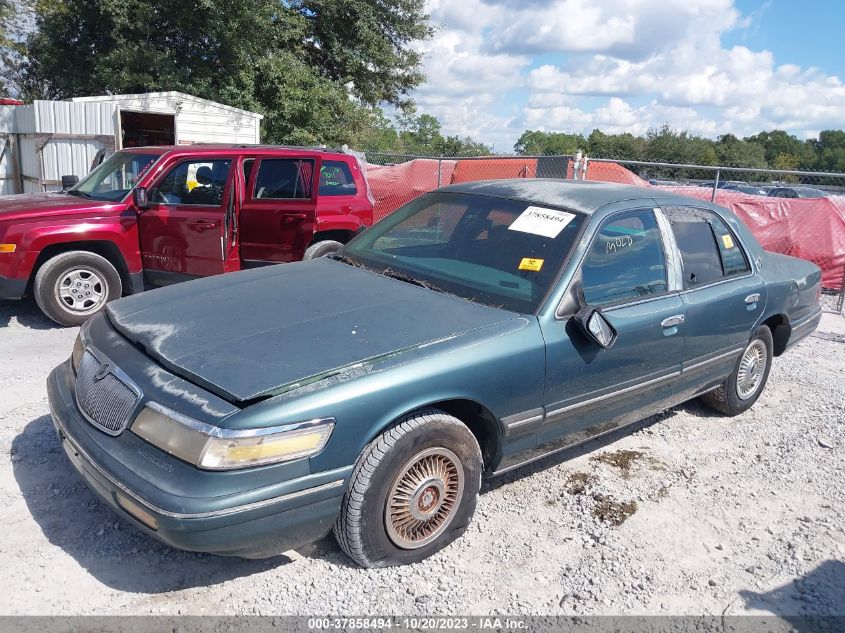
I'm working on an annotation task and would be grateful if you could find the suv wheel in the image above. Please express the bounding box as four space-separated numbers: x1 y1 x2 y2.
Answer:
334 408 482 568
701 325 773 416
303 240 344 260
33 251 122 326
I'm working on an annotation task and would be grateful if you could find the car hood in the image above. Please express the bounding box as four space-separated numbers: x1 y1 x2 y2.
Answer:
106 258 516 404
0 192 119 221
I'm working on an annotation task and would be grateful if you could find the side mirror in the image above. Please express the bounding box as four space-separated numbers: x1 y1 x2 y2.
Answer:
574 306 617 349
61 175 79 191
133 187 150 210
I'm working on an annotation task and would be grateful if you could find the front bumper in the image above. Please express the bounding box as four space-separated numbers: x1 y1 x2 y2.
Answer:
0 274 27 300
47 361 348 558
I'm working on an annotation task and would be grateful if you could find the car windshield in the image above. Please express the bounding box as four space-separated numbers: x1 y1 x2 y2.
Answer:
342 192 586 314
69 151 161 202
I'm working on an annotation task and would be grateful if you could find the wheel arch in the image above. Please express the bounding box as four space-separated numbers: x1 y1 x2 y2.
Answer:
369 398 503 472
761 313 791 356
308 228 358 247
28 241 133 296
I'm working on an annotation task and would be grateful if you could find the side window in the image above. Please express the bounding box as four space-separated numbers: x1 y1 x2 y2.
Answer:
319 160 358 196
152 159 231 206
664 207 748 288
242 158 255 185
710 215 750 277
581 210 668 306
253 159 313 199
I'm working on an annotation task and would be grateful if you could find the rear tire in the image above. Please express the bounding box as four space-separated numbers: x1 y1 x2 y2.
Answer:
701 325 773 416
334 408 482 568
303 240 344 260
33 251 122 327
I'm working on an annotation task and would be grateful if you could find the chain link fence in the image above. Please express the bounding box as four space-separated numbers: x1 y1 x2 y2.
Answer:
363 152 845 315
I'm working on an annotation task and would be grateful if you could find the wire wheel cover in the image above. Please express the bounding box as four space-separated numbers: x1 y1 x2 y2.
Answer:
385 447 465 549
737 339 767 400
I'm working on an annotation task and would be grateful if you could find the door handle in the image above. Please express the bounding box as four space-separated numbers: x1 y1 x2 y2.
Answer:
189 219 218 231
661 314 685 328
282 214 307 225
745 293 761 304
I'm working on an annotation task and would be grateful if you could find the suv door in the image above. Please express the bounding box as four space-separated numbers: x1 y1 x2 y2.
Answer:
662 206 766 380
139 156 234 285
537 208 686 450
239 156 321 265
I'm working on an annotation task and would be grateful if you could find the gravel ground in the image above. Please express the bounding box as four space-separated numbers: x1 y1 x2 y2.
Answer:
0 298 843 617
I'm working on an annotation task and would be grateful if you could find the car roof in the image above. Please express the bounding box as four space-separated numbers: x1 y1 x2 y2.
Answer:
439 178 677 215
123 144 349 158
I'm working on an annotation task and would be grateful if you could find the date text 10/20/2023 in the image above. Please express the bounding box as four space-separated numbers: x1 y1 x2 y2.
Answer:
307 617 528 630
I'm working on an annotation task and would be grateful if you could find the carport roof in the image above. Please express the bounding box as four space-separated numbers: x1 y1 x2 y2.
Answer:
440 178 665 215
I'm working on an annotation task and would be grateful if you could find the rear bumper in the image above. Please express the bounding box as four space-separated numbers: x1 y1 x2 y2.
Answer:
47 362 347 558
0 274 27 300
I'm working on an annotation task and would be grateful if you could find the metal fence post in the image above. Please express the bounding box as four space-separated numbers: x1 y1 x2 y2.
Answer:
437 156 443 188
839 263 845 315
711 168 720 202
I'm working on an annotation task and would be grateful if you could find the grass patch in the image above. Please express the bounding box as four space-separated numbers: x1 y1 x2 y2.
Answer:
592 493 638 526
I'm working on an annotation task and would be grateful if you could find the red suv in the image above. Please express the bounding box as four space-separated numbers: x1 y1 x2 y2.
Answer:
0 145 373 325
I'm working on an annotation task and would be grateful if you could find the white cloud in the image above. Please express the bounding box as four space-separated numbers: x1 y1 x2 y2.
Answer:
411 0 845 150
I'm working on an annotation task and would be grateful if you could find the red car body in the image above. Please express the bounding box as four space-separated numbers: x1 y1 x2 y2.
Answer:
0 145 373 306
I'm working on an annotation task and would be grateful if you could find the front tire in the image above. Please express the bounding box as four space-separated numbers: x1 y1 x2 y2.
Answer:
33 251 122 326
303 240 344 260
701 325 773 416
334 408 482 568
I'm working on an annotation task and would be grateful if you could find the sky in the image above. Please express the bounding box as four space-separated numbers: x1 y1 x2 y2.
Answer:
408 0 845 152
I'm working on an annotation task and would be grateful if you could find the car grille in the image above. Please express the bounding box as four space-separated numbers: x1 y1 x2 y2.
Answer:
75 350 141 436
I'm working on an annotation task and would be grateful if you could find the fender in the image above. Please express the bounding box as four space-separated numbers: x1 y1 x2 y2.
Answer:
314 214 365 234
1 212 142 283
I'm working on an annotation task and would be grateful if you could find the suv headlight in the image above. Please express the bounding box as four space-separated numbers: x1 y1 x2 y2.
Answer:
131 402 335 470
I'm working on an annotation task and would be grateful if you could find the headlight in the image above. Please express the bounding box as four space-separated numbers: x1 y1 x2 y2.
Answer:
71 321 91 372
131 402 335 470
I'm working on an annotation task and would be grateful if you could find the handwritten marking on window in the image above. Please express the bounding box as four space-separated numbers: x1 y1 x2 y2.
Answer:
606 235 633 254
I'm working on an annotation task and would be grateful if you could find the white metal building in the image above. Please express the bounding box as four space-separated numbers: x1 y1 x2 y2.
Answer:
0 91 263 195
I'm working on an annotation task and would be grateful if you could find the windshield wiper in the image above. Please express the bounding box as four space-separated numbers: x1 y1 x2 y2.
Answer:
381 268 444 293
65 189 92 198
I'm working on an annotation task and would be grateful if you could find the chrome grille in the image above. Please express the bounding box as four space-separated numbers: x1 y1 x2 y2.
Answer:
75 349 140 435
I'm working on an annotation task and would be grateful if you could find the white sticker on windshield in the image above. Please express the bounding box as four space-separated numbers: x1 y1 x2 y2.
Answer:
508 206 576 239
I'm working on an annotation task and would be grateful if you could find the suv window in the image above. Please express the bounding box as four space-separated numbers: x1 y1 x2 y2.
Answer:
253 159 314 199
664 207 749 288
581 210 667 306
152 159 231 206
320 160 357 196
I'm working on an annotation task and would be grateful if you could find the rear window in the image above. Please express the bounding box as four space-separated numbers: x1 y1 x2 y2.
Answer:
253 159 313 199
320 160 357 196
664 207 749 288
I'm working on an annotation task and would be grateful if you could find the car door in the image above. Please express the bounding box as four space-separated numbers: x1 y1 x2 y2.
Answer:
138 156 234 285
239 155 322 265
661 205 766 378
538 208 687 449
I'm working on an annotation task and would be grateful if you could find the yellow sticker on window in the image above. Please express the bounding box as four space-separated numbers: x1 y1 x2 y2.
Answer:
519 257 544 272
721 234 735 249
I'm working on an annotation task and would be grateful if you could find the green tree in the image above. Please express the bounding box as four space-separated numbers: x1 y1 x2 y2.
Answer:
644 125 718 165
514 130 587 155
744 129 817 169
713 134 767 168
815 130 845 172
587 129 647 160
21 0 433 143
